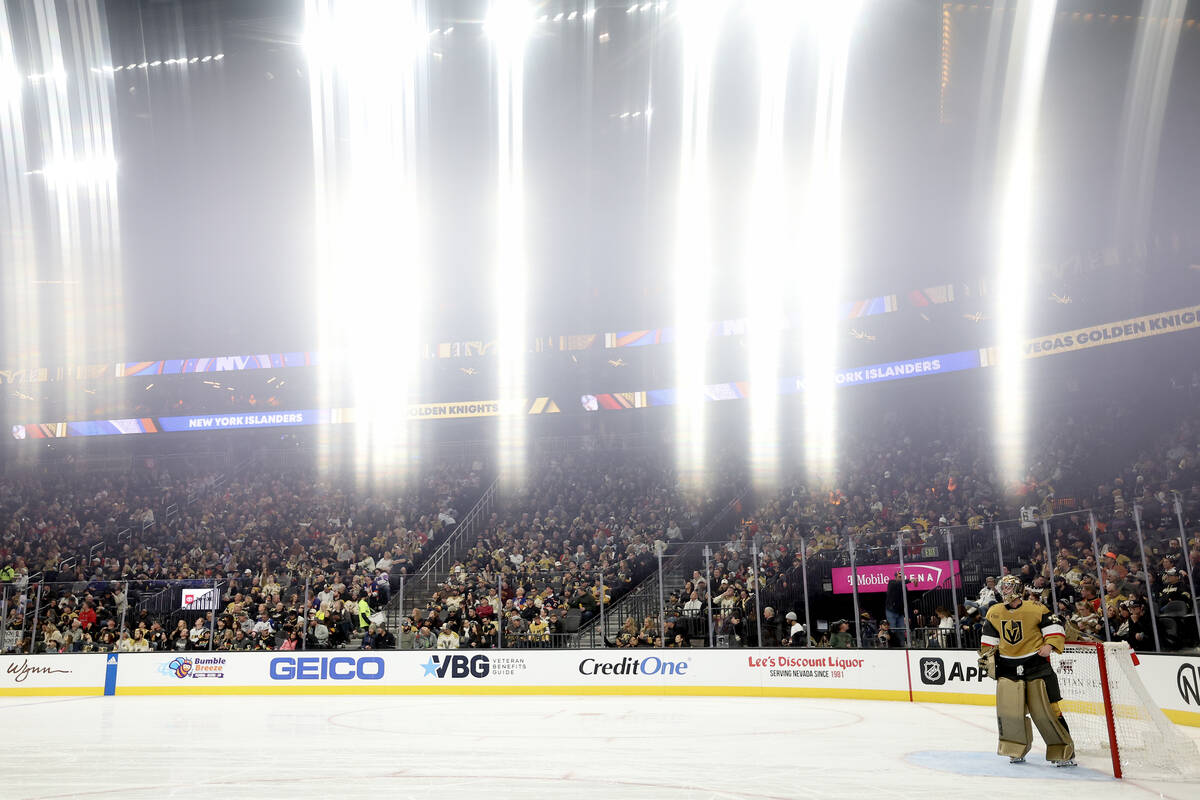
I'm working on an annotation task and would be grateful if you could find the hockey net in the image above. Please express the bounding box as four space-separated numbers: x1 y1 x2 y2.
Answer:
1054 641 1200 779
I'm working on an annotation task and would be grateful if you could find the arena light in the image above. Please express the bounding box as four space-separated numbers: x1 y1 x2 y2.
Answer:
33 156 118 184
745 0 801 488
672 0 725 487
489 0 533 486
306 0 430 482
485 0 534 44
992 0 1055 485
798 0 859 484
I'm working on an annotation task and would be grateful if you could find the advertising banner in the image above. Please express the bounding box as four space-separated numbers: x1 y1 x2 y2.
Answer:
180 587 219 611
740 650 910 699
0 654 110 695
108 649 910 696
1 650 1197 725
908 650 995 704
831 351 981 388
1135 653 1200 726
831 561 962 594
158 410 324 433
1021 304 1200 360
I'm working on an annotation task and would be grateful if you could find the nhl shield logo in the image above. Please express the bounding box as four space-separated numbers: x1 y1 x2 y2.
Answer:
919 657 945 685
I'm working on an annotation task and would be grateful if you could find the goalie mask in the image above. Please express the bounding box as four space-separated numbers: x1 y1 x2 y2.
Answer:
998 575 1023 602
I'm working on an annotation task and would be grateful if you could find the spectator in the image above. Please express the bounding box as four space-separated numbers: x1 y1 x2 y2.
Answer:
885 572 909 645
829 621 853 648
436 624 460 649
414 625 436 649
785 611 806 647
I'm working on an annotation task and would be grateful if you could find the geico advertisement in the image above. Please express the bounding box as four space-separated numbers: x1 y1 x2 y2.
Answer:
115 652 395 688
112 651 537 688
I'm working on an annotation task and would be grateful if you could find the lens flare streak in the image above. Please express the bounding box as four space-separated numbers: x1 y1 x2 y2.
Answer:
489 0 533 486
672 0 724 487
799 2 858 485
745 0 801 487
306 0 430 482
992 0 1056 485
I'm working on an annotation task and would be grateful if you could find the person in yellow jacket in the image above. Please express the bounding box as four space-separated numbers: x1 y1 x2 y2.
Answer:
528 615 549 646
356 596 372 630
979 575 1076 767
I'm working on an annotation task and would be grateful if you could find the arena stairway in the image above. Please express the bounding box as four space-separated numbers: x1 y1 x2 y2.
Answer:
573 488 750 647
383 476 500 634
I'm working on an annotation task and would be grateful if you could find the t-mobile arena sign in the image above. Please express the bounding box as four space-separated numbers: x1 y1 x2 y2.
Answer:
831 561 962 594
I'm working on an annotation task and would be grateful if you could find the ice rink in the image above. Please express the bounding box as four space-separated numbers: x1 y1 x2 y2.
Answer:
4 694 1199 799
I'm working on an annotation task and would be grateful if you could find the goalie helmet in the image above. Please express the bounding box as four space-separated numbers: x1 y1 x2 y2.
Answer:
998 574 1023 602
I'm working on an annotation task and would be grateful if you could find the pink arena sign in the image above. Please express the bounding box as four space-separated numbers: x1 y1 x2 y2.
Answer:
831 561 962 594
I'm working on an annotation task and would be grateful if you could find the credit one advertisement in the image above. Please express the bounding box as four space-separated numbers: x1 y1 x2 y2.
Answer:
831 561 962 594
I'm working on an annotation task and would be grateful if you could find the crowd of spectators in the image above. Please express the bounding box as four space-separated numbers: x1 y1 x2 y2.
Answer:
621 391 1200 653
0 459 480 654
398 452 721 651
3 379 1200 654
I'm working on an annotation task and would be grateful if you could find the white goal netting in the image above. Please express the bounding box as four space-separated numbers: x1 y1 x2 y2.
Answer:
1054 641 1200 779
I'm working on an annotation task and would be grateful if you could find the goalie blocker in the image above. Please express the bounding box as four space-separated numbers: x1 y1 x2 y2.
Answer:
979 575 1076 765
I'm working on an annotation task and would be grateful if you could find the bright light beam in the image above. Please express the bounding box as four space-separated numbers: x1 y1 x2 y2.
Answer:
1114 0 1183 246
799 1 858 486
307 0 429 484
14 0 125 430
992 0 1056 486
488 0 533 487
745 0 801 488
0 2 38 437
673 0 724 489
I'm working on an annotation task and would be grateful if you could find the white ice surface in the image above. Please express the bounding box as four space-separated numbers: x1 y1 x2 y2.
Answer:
2 694 1198 799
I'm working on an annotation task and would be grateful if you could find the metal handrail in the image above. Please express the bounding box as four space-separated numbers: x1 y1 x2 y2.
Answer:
417 478 498 581
384 477 499 630
577 488 749 643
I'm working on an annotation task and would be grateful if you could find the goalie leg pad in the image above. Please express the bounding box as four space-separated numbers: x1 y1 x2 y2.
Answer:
995 678 1033 759
1026 678 1075 762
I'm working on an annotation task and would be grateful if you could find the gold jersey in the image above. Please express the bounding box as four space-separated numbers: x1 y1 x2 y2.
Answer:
980 599 1065 658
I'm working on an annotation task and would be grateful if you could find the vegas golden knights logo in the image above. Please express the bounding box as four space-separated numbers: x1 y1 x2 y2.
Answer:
1002 621 1023 645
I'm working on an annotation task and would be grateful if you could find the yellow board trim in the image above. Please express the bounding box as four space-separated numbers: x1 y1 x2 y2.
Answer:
1163 708 1200 727
114 685 912 701
0 688 103 697
108 685 1200 727
911 691 995 706
8 679 1197 728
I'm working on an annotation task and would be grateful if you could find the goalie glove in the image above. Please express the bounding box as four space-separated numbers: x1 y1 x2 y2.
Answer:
978 650 996 680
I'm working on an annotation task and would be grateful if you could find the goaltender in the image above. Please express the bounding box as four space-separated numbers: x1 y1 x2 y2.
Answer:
978 575 1077 766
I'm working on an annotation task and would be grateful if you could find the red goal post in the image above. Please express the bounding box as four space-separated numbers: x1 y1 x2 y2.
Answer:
1059 641 1122 777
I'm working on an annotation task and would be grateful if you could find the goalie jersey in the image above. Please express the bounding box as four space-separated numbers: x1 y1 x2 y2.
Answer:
980 600 1066 684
